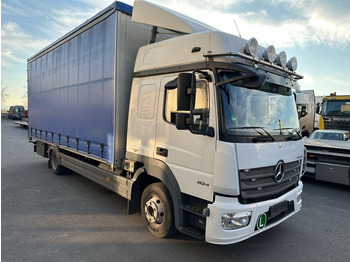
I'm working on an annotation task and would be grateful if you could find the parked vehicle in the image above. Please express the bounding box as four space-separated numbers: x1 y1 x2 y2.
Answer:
8 105 25 119
304 131 350 185
28 0 305 244
316 93 350 131
295 90 316 137
309 129 350 141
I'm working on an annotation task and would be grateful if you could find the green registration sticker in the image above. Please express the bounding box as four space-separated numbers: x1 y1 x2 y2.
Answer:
257 213 267 230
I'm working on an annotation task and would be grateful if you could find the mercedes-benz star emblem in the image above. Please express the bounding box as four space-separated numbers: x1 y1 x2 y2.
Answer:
274 161 285 183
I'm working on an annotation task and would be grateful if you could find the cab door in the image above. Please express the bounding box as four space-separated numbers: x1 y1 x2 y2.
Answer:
154 72 216 201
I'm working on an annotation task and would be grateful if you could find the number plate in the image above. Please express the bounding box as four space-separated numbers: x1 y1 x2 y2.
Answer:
269 201 289 219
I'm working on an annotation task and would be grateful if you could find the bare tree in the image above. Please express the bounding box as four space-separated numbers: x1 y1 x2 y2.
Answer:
1 81 10 105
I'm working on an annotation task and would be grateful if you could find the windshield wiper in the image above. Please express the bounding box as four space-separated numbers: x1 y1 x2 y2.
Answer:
230 126 275 142
274 127 302 139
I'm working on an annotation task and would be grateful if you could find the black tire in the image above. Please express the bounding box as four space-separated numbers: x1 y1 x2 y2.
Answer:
141 182 176 238
50 150 64 175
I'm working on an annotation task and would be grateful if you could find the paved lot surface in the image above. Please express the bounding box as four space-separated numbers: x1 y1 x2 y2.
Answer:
2 117 350 262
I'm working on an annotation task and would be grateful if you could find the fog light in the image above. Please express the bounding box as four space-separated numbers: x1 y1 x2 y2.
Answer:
276 51 287 67
297 190 302 203
244 38 259 57
221 211 252 230
262 45 276 63
287 56 298 71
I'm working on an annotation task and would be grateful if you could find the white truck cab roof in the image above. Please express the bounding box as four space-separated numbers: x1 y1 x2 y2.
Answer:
132 0 216 34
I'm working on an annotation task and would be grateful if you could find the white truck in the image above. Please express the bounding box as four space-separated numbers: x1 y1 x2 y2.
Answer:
28 0 305 244
295 90 316 137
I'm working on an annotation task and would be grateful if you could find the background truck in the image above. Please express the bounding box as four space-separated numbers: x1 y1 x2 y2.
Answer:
316 93 350 131
8 105 25 119
295 90 316 137
28 0 305 244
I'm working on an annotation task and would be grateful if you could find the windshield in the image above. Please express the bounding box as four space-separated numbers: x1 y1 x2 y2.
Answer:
218 71 300 142
310 131 349 141
322 100 350 116
15 107 24 113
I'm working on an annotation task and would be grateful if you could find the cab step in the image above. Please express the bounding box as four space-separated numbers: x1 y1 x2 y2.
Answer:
180 226 205 240
181 204 208 218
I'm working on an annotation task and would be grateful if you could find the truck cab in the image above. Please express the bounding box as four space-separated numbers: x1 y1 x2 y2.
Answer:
316 94 350 131
127 12 305 243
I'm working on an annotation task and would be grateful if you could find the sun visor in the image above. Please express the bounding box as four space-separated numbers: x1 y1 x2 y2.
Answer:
132 0 216 34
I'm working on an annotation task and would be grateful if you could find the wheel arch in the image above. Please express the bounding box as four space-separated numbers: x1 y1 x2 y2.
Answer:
127 154 183 231
48 145 61 165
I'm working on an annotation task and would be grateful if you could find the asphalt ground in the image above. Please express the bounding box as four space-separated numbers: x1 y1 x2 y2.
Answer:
1 116 350 262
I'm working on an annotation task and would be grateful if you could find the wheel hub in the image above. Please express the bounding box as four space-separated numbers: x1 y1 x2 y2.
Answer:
144 196 164 224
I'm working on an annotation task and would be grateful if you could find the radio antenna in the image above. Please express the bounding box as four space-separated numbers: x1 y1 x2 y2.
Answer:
234 20 241 38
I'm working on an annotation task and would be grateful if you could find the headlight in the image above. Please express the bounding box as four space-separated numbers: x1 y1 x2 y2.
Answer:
221 211 252 230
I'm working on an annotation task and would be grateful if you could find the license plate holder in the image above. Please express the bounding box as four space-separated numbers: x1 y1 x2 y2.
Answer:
268 201 289 219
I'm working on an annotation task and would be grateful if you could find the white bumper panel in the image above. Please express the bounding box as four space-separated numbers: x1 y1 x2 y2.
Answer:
205 182 303 245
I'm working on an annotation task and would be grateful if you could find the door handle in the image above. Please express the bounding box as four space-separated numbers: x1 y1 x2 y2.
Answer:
156 147 168 157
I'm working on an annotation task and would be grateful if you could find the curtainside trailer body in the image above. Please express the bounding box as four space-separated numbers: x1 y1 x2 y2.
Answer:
28 2 165 167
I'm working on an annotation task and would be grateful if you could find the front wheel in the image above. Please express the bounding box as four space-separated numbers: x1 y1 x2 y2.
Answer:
141 182 176 238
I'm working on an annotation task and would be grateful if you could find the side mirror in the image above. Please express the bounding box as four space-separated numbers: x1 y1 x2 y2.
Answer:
316 102 320 114
176 113 190 130
177 73 192 111
300 105 308 117
175 71 215 137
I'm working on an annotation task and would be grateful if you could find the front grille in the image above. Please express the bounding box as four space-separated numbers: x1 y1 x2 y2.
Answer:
239 160 301 204
324 121 350 130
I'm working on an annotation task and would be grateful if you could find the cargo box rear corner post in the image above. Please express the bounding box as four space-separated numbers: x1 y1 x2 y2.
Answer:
28 0 305 245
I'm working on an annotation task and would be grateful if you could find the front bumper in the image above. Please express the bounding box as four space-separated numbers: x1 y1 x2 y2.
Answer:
205 181 303 245
11 115 24 119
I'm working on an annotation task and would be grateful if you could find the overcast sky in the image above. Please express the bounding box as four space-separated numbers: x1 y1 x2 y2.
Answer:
1 0 350 107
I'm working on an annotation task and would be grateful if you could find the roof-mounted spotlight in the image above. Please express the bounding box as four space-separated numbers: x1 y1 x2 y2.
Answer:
286 56 298 71
262 45 276 63
244 38 259 57
275 51 287 67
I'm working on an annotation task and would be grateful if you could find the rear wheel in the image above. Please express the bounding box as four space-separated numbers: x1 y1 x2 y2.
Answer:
50 150 64 175
141 182 176 238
